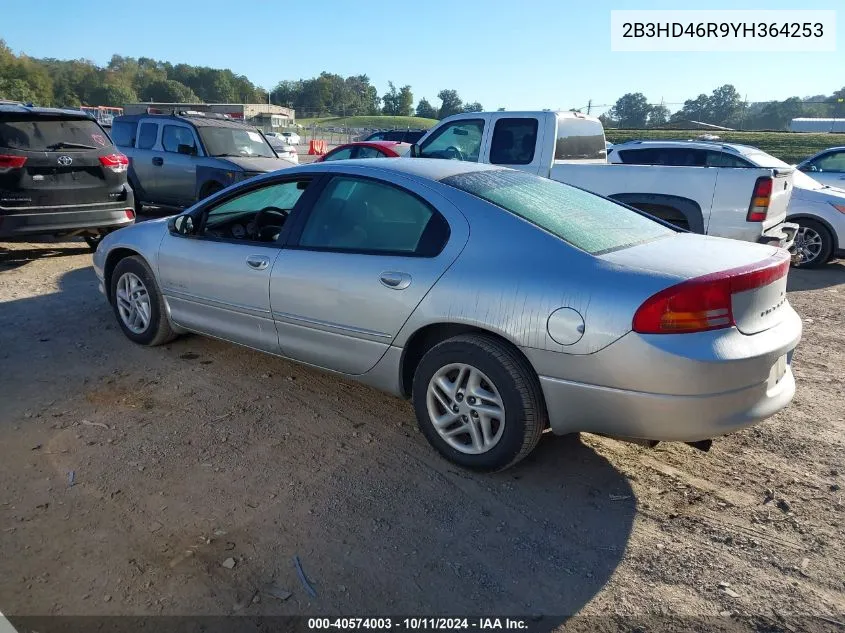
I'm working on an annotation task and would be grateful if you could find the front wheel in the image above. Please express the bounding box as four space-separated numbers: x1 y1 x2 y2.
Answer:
110 256 176 346
793 219 833 268
412 334 547 472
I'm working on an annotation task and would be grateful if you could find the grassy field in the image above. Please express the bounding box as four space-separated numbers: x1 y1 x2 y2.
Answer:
297 115 439 129
605 129 845 163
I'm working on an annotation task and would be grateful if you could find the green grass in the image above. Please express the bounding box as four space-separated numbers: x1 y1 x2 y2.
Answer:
297 115 439 129
605 129 845 164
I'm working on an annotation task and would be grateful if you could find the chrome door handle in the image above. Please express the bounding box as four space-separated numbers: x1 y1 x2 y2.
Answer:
379 271 411 290
246 255 270 270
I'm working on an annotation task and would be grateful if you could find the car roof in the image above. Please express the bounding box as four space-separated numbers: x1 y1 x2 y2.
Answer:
0 104 95 119
296 157 502 180
612 139 766 156
112 112 254 129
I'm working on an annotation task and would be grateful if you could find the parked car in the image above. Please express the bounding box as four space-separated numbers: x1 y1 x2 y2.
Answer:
795 146 845 188
110 112 295 212
265 135 299 164
93 159 801 472
316 141 411 162
365 129 427 144
0 103 135 250
412 111 798 255
608 140 845 268
280 131 301 145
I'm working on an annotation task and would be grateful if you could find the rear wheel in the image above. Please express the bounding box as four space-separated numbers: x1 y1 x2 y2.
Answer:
412 334 547 472
793 219 833 268
110 256 176 346
636 203 690 231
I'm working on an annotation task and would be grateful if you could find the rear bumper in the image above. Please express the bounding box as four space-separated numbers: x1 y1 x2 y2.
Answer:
0 203 134 238
532 306 802 441
758 221 798 250
540 362 795 442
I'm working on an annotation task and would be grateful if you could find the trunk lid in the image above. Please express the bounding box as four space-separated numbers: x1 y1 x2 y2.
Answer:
602 233 791 335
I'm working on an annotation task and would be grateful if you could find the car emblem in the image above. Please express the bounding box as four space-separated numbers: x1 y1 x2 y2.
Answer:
57 155 73 166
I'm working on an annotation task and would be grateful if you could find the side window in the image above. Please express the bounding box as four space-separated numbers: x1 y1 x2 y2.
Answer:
137 122 158 150
705 151 753 167
298 177 449 255
490 118 538 165
201 180 310 241
418 119 484 162
110 121 136 148
162 125 198 155
322 147 354 162
356 146 383 159
663 148 706 167
617 148 661 165
811 151 845 173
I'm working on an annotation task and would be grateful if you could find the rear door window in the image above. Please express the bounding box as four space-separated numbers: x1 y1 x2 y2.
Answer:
137 122 159 150
109 120 137 148
618 147 706 166
705 151 753 167
490 117 538 165
356 146 384 159
554 115 606 160
0 116 112 150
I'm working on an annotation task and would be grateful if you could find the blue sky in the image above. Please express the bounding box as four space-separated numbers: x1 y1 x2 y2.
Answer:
1 0 842 114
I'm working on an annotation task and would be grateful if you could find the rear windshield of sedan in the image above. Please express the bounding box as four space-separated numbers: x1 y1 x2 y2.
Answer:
441 170 674 254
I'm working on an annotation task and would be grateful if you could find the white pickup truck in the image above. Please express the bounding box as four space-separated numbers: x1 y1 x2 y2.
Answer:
411 110 798 251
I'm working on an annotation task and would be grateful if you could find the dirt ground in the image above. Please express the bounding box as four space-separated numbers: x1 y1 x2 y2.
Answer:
1 235 843 631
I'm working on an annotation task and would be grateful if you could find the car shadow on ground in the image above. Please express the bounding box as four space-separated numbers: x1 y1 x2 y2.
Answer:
0 242 90 271
788 260 845 292
0 266 637 624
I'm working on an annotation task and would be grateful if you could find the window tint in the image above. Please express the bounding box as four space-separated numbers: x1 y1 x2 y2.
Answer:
322 147 354 161
202 180 310 239
366 132 386 141
554 115 606 161
618 147 706 166
162 125 197 154
0 116 112 150
705 151 753 167
810 151 845 173
198 127 275 158
299 177 447 255
137 122 158 150
442 170 672 255
356 146 383 159
490 118 538 165
109 120 137 148
419 119 484 162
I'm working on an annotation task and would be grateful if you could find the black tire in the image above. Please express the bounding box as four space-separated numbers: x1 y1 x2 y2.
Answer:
793 219 833 269
110 255 176 346
412 334 547 472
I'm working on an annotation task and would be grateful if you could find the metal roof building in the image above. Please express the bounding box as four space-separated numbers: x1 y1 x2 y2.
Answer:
789 118 845 133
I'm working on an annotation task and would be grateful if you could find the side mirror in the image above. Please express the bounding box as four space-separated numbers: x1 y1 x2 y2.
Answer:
177 144 196 156
409 143 420 158
170 214 194 236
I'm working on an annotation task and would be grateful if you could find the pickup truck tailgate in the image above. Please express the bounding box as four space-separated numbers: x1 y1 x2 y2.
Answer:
760 168 794 230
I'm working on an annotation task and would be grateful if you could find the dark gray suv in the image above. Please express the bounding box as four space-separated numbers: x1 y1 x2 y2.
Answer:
110 112 296 212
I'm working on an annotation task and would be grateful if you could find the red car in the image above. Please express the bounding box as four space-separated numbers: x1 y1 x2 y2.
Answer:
316 140 411 162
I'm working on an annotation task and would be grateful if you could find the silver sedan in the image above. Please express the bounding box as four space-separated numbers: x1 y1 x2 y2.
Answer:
93 159 802 471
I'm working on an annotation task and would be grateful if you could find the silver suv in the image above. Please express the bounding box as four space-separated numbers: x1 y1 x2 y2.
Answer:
110 111 295 212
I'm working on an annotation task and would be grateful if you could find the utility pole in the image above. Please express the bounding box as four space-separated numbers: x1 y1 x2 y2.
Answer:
587 99 592 115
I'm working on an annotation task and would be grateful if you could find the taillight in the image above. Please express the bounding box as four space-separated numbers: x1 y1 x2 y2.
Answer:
125 208 135 220
747 176 773 222
0 154 27 172
99 153 129 173
632 251 790 334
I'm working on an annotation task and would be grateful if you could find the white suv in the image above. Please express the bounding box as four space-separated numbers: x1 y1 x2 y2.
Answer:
609 140 844 268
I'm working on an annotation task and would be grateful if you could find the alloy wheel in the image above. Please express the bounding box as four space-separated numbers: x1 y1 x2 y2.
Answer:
426 363 506 454
115 272 151 334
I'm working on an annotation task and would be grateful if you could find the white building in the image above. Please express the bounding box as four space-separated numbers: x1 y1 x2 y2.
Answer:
789 118 845 133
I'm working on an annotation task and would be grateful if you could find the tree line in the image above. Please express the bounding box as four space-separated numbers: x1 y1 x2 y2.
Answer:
599 84 845 130
0 41 482 120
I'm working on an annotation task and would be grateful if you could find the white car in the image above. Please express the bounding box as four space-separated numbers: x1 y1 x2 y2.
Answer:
265 136 299 164
795 146 845 188
608 140 844 268
280 131 301 145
